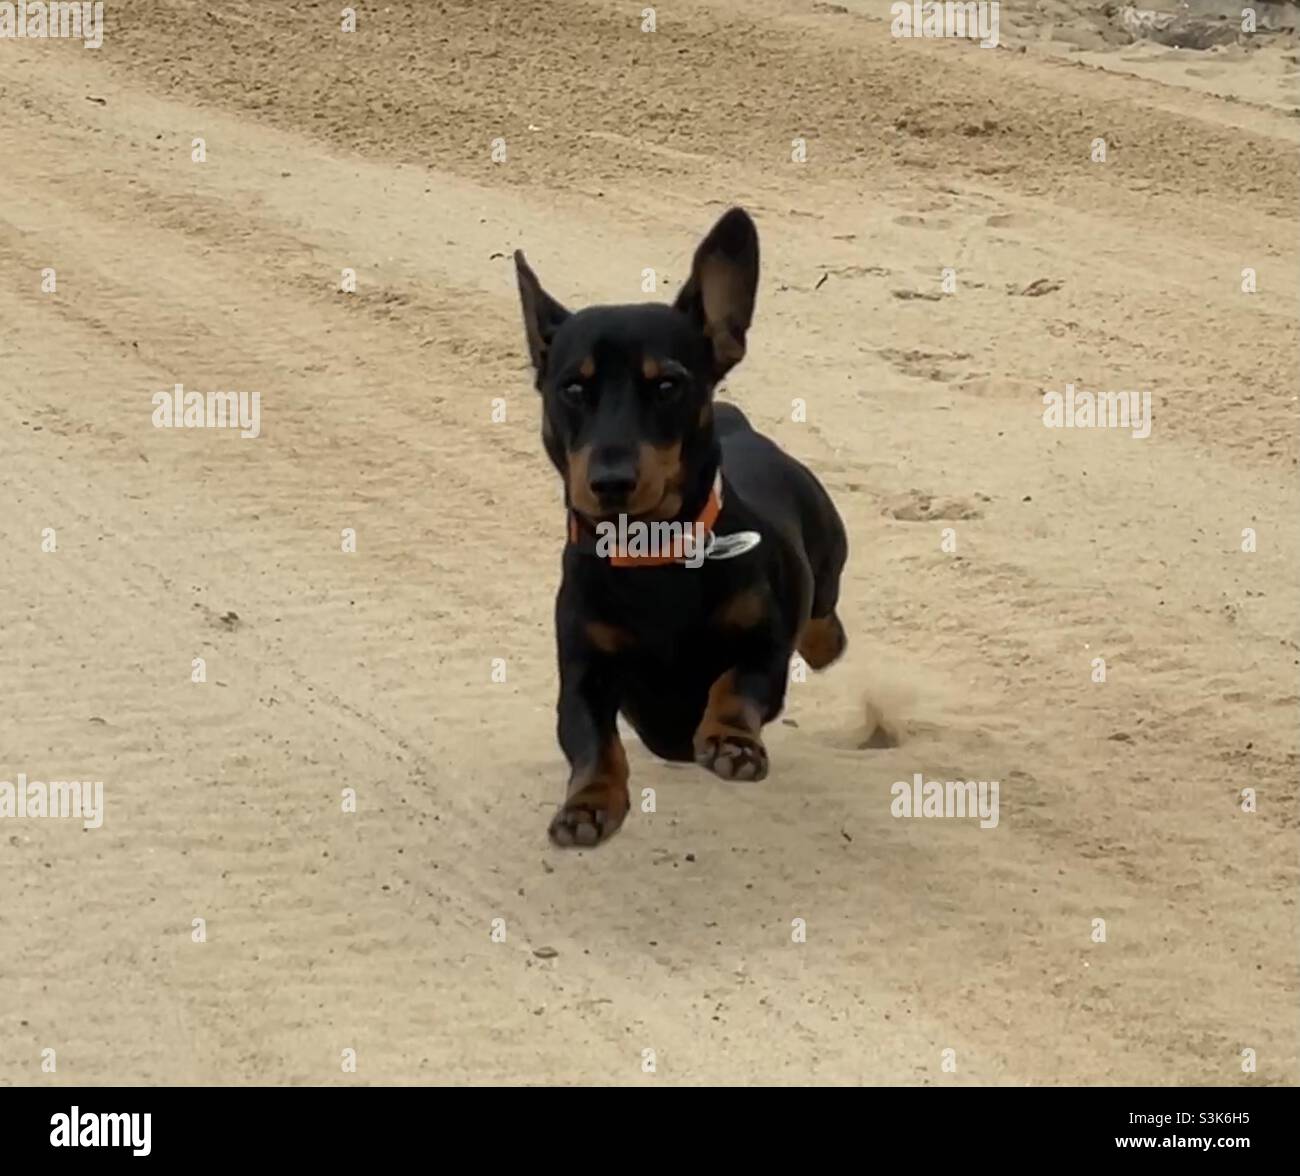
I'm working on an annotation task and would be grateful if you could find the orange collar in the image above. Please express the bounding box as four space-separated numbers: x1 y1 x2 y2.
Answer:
569 471 723 567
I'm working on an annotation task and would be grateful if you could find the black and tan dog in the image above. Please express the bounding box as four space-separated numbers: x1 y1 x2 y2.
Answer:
515 208 848 847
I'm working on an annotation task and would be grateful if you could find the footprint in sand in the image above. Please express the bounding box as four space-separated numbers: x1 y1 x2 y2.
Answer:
879 347 972 383
882 490 983 522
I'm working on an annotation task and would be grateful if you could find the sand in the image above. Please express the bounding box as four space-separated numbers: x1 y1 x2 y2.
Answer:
0 0 1296 1085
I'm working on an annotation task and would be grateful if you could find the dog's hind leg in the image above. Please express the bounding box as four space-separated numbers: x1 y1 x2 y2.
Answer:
799 522 848 671
797 610 847 670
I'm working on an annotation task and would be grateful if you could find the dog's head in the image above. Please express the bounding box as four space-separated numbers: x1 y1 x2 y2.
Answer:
514 208 759 521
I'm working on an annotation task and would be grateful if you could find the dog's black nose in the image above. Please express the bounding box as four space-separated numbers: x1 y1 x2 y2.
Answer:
588 454 639 505
589 469 638 503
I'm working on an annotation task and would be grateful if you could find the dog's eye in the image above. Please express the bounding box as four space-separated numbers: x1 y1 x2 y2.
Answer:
559 381 586 405
655 376 682 398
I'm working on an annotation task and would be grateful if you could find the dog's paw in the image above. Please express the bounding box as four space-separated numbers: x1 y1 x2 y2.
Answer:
548 785 629 848
695 732 769 782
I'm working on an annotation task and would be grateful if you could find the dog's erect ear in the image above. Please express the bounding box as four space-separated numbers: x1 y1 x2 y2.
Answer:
673 207 759 380
514 250 570 386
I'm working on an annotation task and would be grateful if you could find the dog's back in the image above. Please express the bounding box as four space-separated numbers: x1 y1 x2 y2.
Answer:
716 401 848 623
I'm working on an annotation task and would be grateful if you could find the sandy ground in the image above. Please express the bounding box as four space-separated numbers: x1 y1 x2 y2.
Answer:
0 0 1296 1086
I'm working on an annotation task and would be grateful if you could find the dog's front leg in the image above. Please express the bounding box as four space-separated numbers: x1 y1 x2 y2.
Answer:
693 628 791 782
550 645 629 848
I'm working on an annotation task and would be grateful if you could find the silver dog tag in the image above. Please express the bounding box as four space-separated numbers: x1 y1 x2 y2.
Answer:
705 530 763 560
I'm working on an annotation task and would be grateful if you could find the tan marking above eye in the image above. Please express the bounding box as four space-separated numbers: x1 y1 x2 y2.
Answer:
579 356 596 379
641 357 661 381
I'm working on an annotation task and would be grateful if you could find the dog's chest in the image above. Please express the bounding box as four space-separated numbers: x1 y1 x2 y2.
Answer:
598 566 752 680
